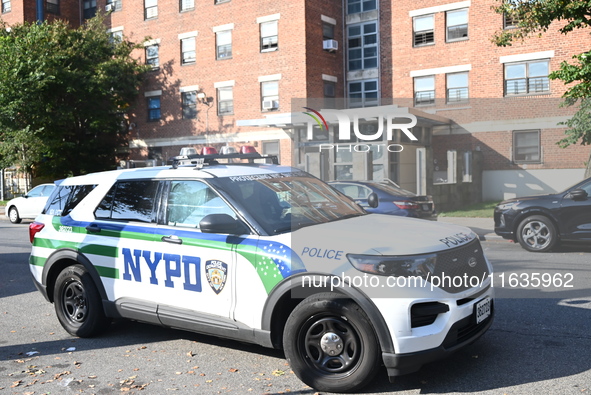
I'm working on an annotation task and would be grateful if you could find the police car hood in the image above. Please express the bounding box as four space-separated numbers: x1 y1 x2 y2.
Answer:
291 214 477 255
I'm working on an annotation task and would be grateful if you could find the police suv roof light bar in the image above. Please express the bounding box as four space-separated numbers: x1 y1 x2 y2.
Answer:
170 152 279 169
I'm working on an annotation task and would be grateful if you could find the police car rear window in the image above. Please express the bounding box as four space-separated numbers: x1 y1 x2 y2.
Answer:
95 180 160 222
44 184 97 217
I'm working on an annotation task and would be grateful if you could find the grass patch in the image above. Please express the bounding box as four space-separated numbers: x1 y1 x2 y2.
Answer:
439 201 499 218
0 201 7 206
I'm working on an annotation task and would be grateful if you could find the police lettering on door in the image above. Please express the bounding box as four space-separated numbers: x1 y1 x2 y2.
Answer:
122 248 202 292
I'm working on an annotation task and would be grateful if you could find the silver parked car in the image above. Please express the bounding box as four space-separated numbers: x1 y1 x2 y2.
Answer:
5 183 55 223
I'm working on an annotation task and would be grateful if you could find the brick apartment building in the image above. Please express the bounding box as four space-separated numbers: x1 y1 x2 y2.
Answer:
2 0 590 204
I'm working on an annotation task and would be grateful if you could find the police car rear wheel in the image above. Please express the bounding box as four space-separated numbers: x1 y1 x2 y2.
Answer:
283 293 380 393
54 265 111 337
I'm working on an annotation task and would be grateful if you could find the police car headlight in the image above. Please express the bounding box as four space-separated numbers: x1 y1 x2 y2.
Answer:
347 253 437 278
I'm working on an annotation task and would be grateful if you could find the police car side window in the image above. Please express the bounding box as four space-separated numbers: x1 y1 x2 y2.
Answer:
44 184 97 216
167 180 236 229
95 180 159 222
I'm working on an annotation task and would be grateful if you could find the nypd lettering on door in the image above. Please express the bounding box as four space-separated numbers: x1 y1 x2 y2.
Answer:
122 248 202 292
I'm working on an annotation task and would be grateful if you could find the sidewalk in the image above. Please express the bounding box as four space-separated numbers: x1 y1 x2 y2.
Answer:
438 216 502 241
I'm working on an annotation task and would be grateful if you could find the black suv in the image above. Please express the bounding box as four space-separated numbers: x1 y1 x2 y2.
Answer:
494 176 591 252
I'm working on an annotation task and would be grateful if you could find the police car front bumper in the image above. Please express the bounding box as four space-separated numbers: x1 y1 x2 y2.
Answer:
382 302 494 377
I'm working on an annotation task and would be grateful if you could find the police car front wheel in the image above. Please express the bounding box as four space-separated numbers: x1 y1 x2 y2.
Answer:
53 265 111 337
283 292 381 393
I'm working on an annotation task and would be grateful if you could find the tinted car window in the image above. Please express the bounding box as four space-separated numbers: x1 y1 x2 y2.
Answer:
166 180 236 229
44 185 96 216
95 180 160 222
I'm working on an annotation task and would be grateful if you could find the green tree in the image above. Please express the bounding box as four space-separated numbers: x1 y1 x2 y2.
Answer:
493 0 591 176
0 16 150 179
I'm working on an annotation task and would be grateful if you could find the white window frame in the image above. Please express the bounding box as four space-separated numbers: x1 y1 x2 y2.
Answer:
414 75 435 106
513 130 541 164
347 0 376 14
504 59 550 96
217 86 234 115
446 8 468 42
347 21 378 71
180 36 196 65
144 0 157 19
348 79 379 108
180 0 194 12
446 72 468 103
216 30 232 60
413 14 434 47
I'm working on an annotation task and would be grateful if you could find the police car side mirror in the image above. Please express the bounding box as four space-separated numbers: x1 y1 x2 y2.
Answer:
367 192 379 208
200 214 248 234
569 188 588 201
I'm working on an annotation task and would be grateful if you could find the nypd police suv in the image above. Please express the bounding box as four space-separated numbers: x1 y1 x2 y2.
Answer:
28 152 494 393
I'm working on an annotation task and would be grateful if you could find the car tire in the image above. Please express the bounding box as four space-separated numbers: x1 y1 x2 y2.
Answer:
516 215 558 252
8 207 21 224
53 265 111 337
283 292 381 393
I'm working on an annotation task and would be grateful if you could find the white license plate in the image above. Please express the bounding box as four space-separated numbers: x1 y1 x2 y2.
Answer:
475 297 491 324
422 204 430 211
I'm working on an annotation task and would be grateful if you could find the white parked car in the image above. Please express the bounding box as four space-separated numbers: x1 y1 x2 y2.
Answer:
27 153 493 393
5 183 55 223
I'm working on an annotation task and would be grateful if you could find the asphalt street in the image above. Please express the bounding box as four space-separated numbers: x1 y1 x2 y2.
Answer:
1 218 590 394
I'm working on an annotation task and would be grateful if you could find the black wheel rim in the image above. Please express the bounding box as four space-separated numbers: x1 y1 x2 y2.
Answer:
61 279 88 324
298 315 362 375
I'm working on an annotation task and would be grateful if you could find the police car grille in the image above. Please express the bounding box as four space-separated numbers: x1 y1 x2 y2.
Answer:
432 239 489 293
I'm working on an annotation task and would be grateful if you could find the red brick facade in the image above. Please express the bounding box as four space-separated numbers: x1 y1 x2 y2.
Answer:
390 0 591 172
4 0 591 178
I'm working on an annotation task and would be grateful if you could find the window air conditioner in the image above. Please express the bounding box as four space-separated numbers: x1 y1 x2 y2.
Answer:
105 4 114 11
262 100 278 110
323 39 338 51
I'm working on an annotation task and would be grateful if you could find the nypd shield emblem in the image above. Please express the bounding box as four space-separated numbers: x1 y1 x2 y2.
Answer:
205 260 228 294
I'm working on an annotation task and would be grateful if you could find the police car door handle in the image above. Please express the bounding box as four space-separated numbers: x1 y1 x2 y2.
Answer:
162 235 183 244
86 224 101 233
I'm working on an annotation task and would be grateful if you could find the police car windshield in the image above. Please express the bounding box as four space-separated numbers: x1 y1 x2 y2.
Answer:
212 171 366 235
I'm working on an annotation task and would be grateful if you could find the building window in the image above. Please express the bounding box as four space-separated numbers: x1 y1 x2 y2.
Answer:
413 14 434 47
513 130 541 163
182 91 197 119
216 30 232 59
215 0 230 4
145 0 157 19
181 37 196 65
180 0 194 11
145 44 159 68
323 23 335 40
147 97 161 121
505 60 549 96
109 30 123 43
261 81 279 111
504 12 519 29
46 0 59 15
347 0 376 14
2 0 11 13
260 21 278 52
414 75 435 106
349 79 378 108
324 81 336 98
83 0 96 19
446 8 468 42
217 87 234 115
106 0 122 12
447 72 468 103
347 22 378 71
